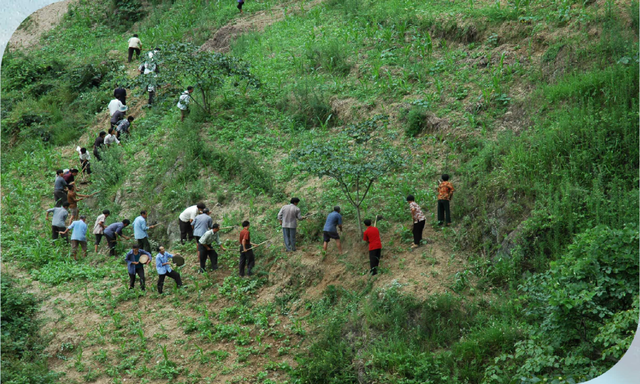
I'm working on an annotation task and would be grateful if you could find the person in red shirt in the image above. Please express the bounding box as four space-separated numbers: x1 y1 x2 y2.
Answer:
362 219 382 275
239 220 258 277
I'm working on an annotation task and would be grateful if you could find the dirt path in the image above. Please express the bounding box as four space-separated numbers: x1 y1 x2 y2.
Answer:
200 0 325 52
8 0 75 51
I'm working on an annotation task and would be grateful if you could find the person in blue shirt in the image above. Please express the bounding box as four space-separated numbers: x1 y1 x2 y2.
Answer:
155 246 183 294
125 244 152 291
60 215 88 260
323 206 343 254
105 219 131 256
133 210 158 253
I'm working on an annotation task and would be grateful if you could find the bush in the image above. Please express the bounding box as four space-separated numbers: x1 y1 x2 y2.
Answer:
305 40 352 76
403 106 427 137
278 80 334 128
1 277 59 384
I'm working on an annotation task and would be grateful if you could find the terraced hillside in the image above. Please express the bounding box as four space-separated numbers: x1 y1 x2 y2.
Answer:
1 0 638 383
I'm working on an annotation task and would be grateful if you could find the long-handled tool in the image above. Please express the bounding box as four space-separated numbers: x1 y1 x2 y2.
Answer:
374 214 383 227
241 239 271 253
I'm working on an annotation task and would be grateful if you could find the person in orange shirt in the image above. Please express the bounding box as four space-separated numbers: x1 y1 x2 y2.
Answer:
436 174 455 226
239 221 258 277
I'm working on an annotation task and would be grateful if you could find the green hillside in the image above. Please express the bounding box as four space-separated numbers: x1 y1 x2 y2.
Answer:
1 0 638 383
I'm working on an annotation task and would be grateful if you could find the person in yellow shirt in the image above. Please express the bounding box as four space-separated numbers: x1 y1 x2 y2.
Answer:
128 34 142 63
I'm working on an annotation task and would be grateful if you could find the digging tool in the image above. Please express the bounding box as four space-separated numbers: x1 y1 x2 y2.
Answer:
374 214 383 227
241 240 270 253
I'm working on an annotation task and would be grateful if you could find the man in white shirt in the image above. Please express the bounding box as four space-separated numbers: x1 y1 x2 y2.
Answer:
104 128 121 146
178 202 205 243
108 98 123 116
128 34 142 63
177 86 194 122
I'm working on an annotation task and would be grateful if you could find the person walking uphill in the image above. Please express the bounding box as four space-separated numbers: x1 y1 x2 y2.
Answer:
93 131 106 161
436 174 455 226
104 220 131 256
239 221 258 277
198 224 227 272
156 246 183 294
125 244 151 291
46 202 70 243
362 219 382 275
192 208 213 260
127 34 142 63
176 86 194 122
406 195 426 248
53 169 69 207
323 206 343 254
114 86 126 105
133 210 158 253
59 215 89 260
178 203 205 243
277 197 305 252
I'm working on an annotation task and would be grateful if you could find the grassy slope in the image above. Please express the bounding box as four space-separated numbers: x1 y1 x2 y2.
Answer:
1 0 638 383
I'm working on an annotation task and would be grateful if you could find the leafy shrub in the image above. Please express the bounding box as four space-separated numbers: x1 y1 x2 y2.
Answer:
403 106 427 137
1 277 59 384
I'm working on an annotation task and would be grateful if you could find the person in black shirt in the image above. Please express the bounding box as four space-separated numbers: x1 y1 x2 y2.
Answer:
113 86 126 105
93 131 106 161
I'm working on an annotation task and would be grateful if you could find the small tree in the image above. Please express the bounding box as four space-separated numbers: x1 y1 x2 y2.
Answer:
291 115 404 235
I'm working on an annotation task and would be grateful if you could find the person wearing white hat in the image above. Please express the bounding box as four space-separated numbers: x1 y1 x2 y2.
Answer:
110 105 128 129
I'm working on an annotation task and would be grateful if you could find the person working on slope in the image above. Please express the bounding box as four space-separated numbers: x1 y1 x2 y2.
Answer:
93 209 110 253
127 34 142 63
436 174 455 227
178 202 206 244
59 215 89 260
53 169 69 207
104 219 131 256
277 197 305 252
406 195 425 248
322 206 343 255
125 244 151 291
362 219 382 276
176 86 194 122
239 221 258 277
156 246 183 294
198 223 227 272
46 202 70 244
133 210 159 253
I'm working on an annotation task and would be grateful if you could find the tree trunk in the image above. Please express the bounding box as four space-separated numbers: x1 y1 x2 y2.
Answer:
355 205 363 237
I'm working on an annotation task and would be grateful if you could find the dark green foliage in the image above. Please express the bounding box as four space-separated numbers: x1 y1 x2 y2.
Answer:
110 0 145 27
1 277 59 384
403 106 427 137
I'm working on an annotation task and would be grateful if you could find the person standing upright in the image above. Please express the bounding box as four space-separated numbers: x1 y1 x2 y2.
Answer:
114 86 127 105
53 169 69 207
125 244 151 291
176 86 194 122
239 221 257 277
362 219 382 275
436 174 455 227
406 195 426 248
156 246 183 294
46 202 70 243
93 209 110 253
178 203 205 243
237 0 245 14
322 206 343 254
127 34 142 63
59 215 89 260
277 197 305 252
198 224 227 272
133 210 158 253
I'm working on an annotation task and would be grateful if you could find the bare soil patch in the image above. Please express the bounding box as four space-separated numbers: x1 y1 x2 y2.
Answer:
8 0 75 51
